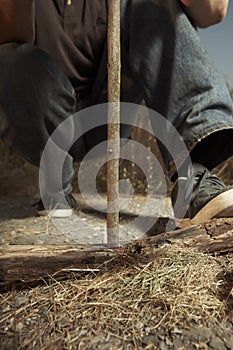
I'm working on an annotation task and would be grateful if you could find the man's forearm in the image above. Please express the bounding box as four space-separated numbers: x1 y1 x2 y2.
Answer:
0 0 35 44
180 0 229 28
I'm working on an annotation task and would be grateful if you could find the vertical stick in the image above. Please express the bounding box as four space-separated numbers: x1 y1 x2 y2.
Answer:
107 0 121 246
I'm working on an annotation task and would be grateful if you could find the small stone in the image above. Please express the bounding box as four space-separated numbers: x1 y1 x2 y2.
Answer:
172 336 184 349
194 342 208 350
142 335 159 346
127 345 134 350
78 341 85 350
32 316 38 321
3 304 11 312
39 307 48 316
209 336 226 350
159 340 168 350
165 337 173 346
15 322 24 332
15 296 29 307
79 328 88 337
171 327 183 335
224 335 233 350
158 335 165 341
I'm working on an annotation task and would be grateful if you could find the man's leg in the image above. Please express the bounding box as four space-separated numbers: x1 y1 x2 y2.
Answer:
0 43 82 216
120 0 233 223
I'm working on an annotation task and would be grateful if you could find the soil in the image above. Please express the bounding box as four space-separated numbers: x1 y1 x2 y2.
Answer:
0 193 233 350
0 142 233 350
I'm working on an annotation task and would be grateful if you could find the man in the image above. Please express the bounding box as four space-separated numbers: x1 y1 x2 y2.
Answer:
0 0 232 224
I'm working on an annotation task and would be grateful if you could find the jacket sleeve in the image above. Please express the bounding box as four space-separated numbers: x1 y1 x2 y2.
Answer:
0 0 35 44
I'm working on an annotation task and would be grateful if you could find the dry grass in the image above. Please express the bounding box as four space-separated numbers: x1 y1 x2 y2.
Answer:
0 246 230 349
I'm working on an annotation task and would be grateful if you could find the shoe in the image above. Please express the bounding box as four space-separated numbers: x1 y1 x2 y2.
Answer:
36 192 77 218
171 163 233 225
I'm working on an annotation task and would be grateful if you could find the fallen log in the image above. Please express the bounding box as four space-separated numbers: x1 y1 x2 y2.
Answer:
0 218 233 290
0 245 117 290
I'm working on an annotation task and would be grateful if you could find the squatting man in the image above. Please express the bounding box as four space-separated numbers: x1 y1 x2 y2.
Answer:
0 0 232 225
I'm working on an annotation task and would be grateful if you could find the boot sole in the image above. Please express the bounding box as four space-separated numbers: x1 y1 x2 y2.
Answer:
190 188 233 225
37 208 73 218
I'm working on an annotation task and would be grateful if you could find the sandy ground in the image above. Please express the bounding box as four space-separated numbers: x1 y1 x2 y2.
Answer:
0 194 174 246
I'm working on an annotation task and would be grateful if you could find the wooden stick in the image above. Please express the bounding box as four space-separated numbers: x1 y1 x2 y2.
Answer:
107 0 121 246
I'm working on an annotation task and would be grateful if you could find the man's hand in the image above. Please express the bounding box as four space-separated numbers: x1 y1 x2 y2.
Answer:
180 0 229 28
0 0 35 44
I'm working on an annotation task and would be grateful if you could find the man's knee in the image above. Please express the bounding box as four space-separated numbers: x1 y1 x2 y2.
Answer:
0 42 47 82
0 42 72 98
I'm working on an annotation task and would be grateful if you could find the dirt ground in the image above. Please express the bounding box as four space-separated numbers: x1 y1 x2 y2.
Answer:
1 192 233 349
0 144 233 349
